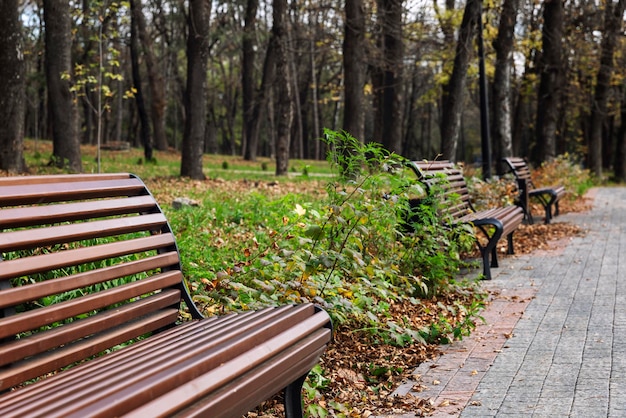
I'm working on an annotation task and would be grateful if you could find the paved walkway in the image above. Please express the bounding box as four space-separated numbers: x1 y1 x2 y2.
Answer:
388 187 626 417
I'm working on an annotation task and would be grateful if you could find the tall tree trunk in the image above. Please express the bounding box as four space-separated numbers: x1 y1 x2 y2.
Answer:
535 0 564 163
492 0 521 175
343 0 365 141
181 0 211 179
43 0 81 172
273 0 293 176
0 0 26 173
133 0 168 151
379 0 404 153
242 0 259 161
589 0 625 177
130 0 153 162
441 0 480 162
614 85 626 182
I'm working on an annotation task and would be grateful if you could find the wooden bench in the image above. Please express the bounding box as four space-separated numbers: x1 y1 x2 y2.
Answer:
407 161 524 280
0 173 332 418
503 157 566 224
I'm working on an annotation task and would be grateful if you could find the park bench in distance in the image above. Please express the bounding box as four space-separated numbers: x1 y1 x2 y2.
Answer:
0 173 332 418
503 157 566 224
407 160 524 280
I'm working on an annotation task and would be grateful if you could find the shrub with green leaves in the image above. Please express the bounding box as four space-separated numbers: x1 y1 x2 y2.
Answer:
189 129 484 348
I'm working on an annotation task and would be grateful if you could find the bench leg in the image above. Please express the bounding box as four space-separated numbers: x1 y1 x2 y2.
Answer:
507 233 515 255
284 373 307 418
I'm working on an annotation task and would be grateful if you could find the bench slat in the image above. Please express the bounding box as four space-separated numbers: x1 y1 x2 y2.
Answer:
0 251 180 309
0 178 148 206
0 212 168 252
0 289 182 367
0 234 176 280
0 270 182 339
133 333 330 418
0 308 180 392
0 305 329 417
0 195 158 229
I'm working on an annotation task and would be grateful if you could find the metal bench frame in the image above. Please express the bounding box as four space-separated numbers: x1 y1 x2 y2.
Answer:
0 173 332 418
503 157 566 224
407 161 524 280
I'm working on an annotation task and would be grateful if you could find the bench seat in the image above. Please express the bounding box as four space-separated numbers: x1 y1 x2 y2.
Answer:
503 157 566 224
0 173 332 418
408 161 524 280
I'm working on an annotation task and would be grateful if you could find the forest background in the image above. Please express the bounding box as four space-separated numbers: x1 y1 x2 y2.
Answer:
0 1 606 414
1 0 626 180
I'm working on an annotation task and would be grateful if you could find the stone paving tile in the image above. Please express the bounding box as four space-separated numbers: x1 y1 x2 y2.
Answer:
378 187 626 418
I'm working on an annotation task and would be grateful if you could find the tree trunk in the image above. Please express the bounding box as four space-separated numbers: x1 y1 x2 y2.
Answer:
343 0 365 141
0 0 26 173
589 0 625 177
441 0 480 162
614 85 626 182
492 0 520 175
535 0 564 163
273 0 293 176
133 0 168 151
242 0 259 161
378 0 404 154
181 0 211 179
130 0 153 162
43 0 81 172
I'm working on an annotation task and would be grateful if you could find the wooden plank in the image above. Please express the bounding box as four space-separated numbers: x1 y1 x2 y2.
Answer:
0 195 157 229
0 251 180 309
0 178 146 206
0 234 176 280
0 213 168 252
0 290 181 367
0 309 179 392
0 270 183 339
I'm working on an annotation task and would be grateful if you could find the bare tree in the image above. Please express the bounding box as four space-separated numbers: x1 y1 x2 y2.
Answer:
181 0 211 179
43 0 81 172
0 0 26 173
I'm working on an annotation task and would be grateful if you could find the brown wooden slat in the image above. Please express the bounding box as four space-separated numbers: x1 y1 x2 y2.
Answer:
136 335 330 418
0 213 168 252
0 307 300 413
39 308 331 418
0 195 157 229
0 314 254 409
0 289 181 367
0 173 132 186
0 309 179 392
0 234 176 280
0 178 146 206
0 270 183 339
0 251 179 309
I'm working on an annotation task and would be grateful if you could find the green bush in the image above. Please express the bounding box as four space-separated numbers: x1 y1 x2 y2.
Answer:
187 129 485 347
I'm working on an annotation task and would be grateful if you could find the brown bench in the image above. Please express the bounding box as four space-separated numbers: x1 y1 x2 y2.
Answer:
407 161 524 280
503 157 566 224
0 173 332 418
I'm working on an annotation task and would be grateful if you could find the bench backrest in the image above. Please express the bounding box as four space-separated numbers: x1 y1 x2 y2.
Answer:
407 160 473 220
0 173 201 392
503 157 535 188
